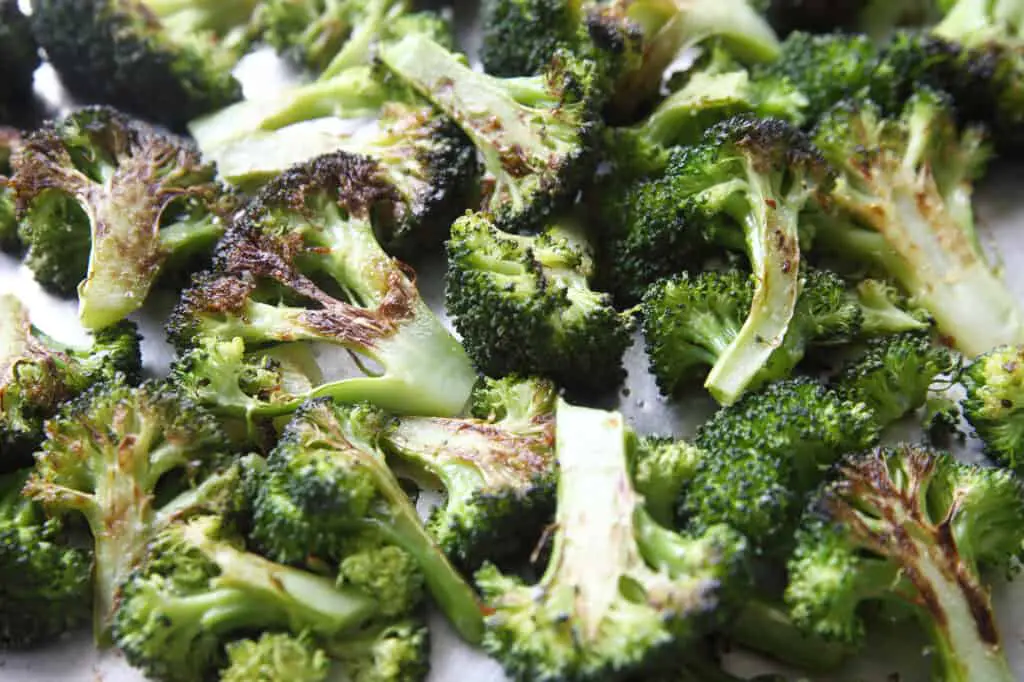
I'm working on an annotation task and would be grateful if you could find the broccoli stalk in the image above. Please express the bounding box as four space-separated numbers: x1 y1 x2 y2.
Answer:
476 400 747 681
220 632 330 682
380 34 601 233
23 381 232 643
934 0 1024 46
812 91 1024 355
786 445 1023 682
961 344 1024 471
381 376 558 571
168 152 477 419
249 400 485 644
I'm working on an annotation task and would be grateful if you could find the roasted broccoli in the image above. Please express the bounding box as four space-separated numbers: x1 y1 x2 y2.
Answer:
379 34 602 233
0 127 21 251
328 618 431 682
0 293 141 468
381 376 557 571
476 400 748 681
220 632 330 682
786 444 1024 682
31 0 258 129
24 380 232 642
0 0 39 125
849 278 932 336
248 399 484 644
167 152 477 419
480 0 593 76
9 107 235 329
962 344 1024 471
643 268 860 399
0 469 92 649
810 90 1024 355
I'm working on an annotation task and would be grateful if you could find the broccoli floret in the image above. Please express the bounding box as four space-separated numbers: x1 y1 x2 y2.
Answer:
477 400 748 681
113 514 383 682
480 0 591 76
0 293 141 467
682 378 878 545
328 618 430 682
381 376 557 571
0 127 22 251
379 35 602 233
962 344 1024 471
23 380 232 642
811 90 1024 355
221 632 330 682
8 107 234 329
31 0 258 129
832 331 958 427
643 268 859 400
167 152 477 419
633 436 705 528
850 278 932 336
0 0 39 125
0 469 92 649
205 102 478 250
248 399 484 644
446 212 632 392
786 445 1023 681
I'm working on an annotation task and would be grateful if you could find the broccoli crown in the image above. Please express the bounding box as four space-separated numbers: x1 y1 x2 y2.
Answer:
832 331 958 428
167 151 477 418
683 378 878 544
221 632 330 682
786 445 1023 681
962 344 1024 471
480 0 589 76
382 376 558 571
850 278 932 336
447 211 632 392
643 268 859 399
9 106 230 329
0 470 92 649
380 35 602 233
30 0 257 129
113 515 380 682
23 380 231 642
632 436 705 528
477 401 748 682
328 618 431 682
0 293 142 466
811 89 1024 356
0 0 39 123
249 399 484 644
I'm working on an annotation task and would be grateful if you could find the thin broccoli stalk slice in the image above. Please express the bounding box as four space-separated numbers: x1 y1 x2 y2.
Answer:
934 0 1024 44
727 600 855 672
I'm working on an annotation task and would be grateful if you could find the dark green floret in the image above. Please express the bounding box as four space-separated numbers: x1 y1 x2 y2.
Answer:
786 445 1024 682
220 632 330 682
382 376 557 571
446 211 632 392
480 0 591 76
477 401 748 682
30 0 259 129
962 344 1024 472
9 106 234 329
0 469 92 649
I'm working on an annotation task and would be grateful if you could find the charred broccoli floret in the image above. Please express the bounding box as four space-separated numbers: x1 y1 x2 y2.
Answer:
476 401 748 681
446 211 632 392
379 34 602 233
810 90 1023 356
0 0 39 124
0 469 92 649
962 344 1024 471
248 399 484 644
31 0 259 129
381 376 557 571
167 152 477 419
24 380 232 642
786 445 1024 681
220 632 330 682
0 293 141 467
480 0 593 76
9 107 235 329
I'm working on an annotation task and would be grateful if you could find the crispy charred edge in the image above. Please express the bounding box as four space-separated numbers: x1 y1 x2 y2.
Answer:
169 152 419 348
825 446 1000 648
584 3 644 58
712 115 835 187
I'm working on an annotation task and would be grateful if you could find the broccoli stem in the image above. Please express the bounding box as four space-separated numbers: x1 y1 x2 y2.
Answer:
141 0 258 34
728 600 853 673
319 0 398 80
638 71 752 148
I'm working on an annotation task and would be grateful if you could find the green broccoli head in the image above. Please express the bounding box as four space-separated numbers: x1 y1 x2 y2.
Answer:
23 380 231 642
962 344 1024 471
0 0 39 124
786 445 1024 681
382 376 558 571
31 0 258 129
9 106 233 329
113 514 380 682
0 293 142 467
850 278 932 336
447 211 632 393
336 531 425 619
477 401 748 681
221 632 330 682
0 470 92 649
167 151 477 418
248 399 484 644
328 618 431 682
633 435 705 528
480 0 599 76
379 35 602 233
